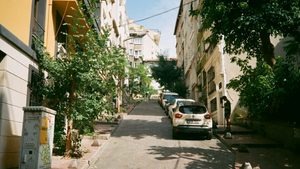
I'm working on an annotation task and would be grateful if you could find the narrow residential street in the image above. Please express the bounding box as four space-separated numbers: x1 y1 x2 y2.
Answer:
90 100 234 169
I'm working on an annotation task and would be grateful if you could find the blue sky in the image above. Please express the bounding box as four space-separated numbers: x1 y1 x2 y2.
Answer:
126 0 181 57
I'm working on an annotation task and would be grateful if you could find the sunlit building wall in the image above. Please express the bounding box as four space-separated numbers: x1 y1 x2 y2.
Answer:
174 0 250 125
0 0 39 167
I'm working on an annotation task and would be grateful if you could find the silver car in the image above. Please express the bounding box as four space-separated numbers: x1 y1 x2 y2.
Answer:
161 92 179 113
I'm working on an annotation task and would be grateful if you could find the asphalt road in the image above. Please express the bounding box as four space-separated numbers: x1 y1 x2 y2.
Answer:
90 100 234 169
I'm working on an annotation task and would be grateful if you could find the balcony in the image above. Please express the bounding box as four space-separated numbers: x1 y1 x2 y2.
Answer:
53 0 89 34
56 42 67 59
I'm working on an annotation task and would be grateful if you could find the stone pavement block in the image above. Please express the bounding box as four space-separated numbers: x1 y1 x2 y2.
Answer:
51 119 121 169
214 125 300 169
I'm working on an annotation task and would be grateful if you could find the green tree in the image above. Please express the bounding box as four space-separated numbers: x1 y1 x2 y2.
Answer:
271 56 300 122
35 2 127 156
191 0 300 67
228 56 300 122
227 58 275 119
284 29 300 57
151 55 188 96
128 64 153 98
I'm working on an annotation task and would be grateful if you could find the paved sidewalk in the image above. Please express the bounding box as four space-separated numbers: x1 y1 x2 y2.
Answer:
51 123 116 169
51 103 137 169
215 125 300 169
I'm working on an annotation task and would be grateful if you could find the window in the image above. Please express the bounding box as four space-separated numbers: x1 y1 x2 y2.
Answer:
134 50 142 57
133 38 142 44
208 81 216 94
207 67 216 94
28 67 43 106
207 67 215 82
210 98 217 112
179 106 207 114
202 70 207 86
129 49 133 55
32 0 46 43
0 50 5 62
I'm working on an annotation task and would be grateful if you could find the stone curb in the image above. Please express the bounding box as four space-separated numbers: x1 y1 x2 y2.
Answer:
214 132 236 153
82 116 126 169
78 103 139 169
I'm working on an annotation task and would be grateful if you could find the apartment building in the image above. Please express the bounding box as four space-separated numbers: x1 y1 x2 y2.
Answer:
98 0 129 47
174 0 249 125
174 0 201 102
0 0 129 167
127 21 161 90
174 0 292 125
0 0 42 167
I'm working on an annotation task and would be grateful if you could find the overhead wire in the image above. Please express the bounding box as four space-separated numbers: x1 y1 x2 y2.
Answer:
54 0 196 35
122 0 197 27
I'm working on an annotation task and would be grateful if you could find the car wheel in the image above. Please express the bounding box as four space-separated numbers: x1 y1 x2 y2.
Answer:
207 132 213 140
172 128 179 139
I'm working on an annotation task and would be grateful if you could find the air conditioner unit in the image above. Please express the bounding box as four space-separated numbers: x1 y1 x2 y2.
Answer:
57 43 67 59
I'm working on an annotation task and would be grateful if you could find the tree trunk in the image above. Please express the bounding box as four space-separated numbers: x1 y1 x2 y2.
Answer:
260 31 276 67
116 77 123 113
65 79 76 156
65 117 73 155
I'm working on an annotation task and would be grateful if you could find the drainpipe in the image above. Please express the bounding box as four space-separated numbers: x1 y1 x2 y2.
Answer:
44 0 53 48
219 35 226 125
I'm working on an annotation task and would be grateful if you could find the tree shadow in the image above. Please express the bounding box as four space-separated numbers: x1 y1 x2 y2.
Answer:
147 143 234 169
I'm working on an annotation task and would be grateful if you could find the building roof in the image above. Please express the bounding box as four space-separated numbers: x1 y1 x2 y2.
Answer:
174 0 183 35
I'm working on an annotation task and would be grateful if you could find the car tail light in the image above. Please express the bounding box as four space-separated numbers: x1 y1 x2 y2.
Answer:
174 113 183 118
204 114 211 119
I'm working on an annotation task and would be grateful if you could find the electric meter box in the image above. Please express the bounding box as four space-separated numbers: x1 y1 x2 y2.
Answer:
19 106 56 169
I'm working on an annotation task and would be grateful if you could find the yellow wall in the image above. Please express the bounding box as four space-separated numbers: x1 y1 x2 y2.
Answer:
44 0 57 57
0 0 33 45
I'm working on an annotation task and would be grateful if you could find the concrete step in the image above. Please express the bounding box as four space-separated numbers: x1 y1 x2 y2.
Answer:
214 125 256 135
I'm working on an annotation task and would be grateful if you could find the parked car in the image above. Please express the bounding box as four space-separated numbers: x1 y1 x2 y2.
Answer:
172 103 212 139
167 98 195 118
158 90 170 107
160 92 179 113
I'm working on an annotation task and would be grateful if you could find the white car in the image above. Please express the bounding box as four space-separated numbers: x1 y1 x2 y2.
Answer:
167 98 195 118
172 103 213 139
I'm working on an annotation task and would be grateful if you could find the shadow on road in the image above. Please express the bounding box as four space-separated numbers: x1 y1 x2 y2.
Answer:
114 100 217 141
147 142 234 169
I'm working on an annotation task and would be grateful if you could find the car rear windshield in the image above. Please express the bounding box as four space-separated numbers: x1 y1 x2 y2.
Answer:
177 100 194 107
164 95 179 102
179 105 207 114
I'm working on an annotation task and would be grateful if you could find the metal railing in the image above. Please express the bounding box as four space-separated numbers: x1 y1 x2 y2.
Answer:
32 17 45 43
31 18 45 52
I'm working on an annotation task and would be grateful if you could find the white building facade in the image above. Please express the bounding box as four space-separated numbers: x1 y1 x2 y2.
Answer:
174 0 250 125
127 22 161 91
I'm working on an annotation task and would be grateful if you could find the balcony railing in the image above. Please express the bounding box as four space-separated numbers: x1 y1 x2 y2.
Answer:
31 18 45 52
32 17 45 42
56 42 67 59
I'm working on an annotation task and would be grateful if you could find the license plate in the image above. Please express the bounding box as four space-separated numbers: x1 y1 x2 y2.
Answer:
186 120 200 124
